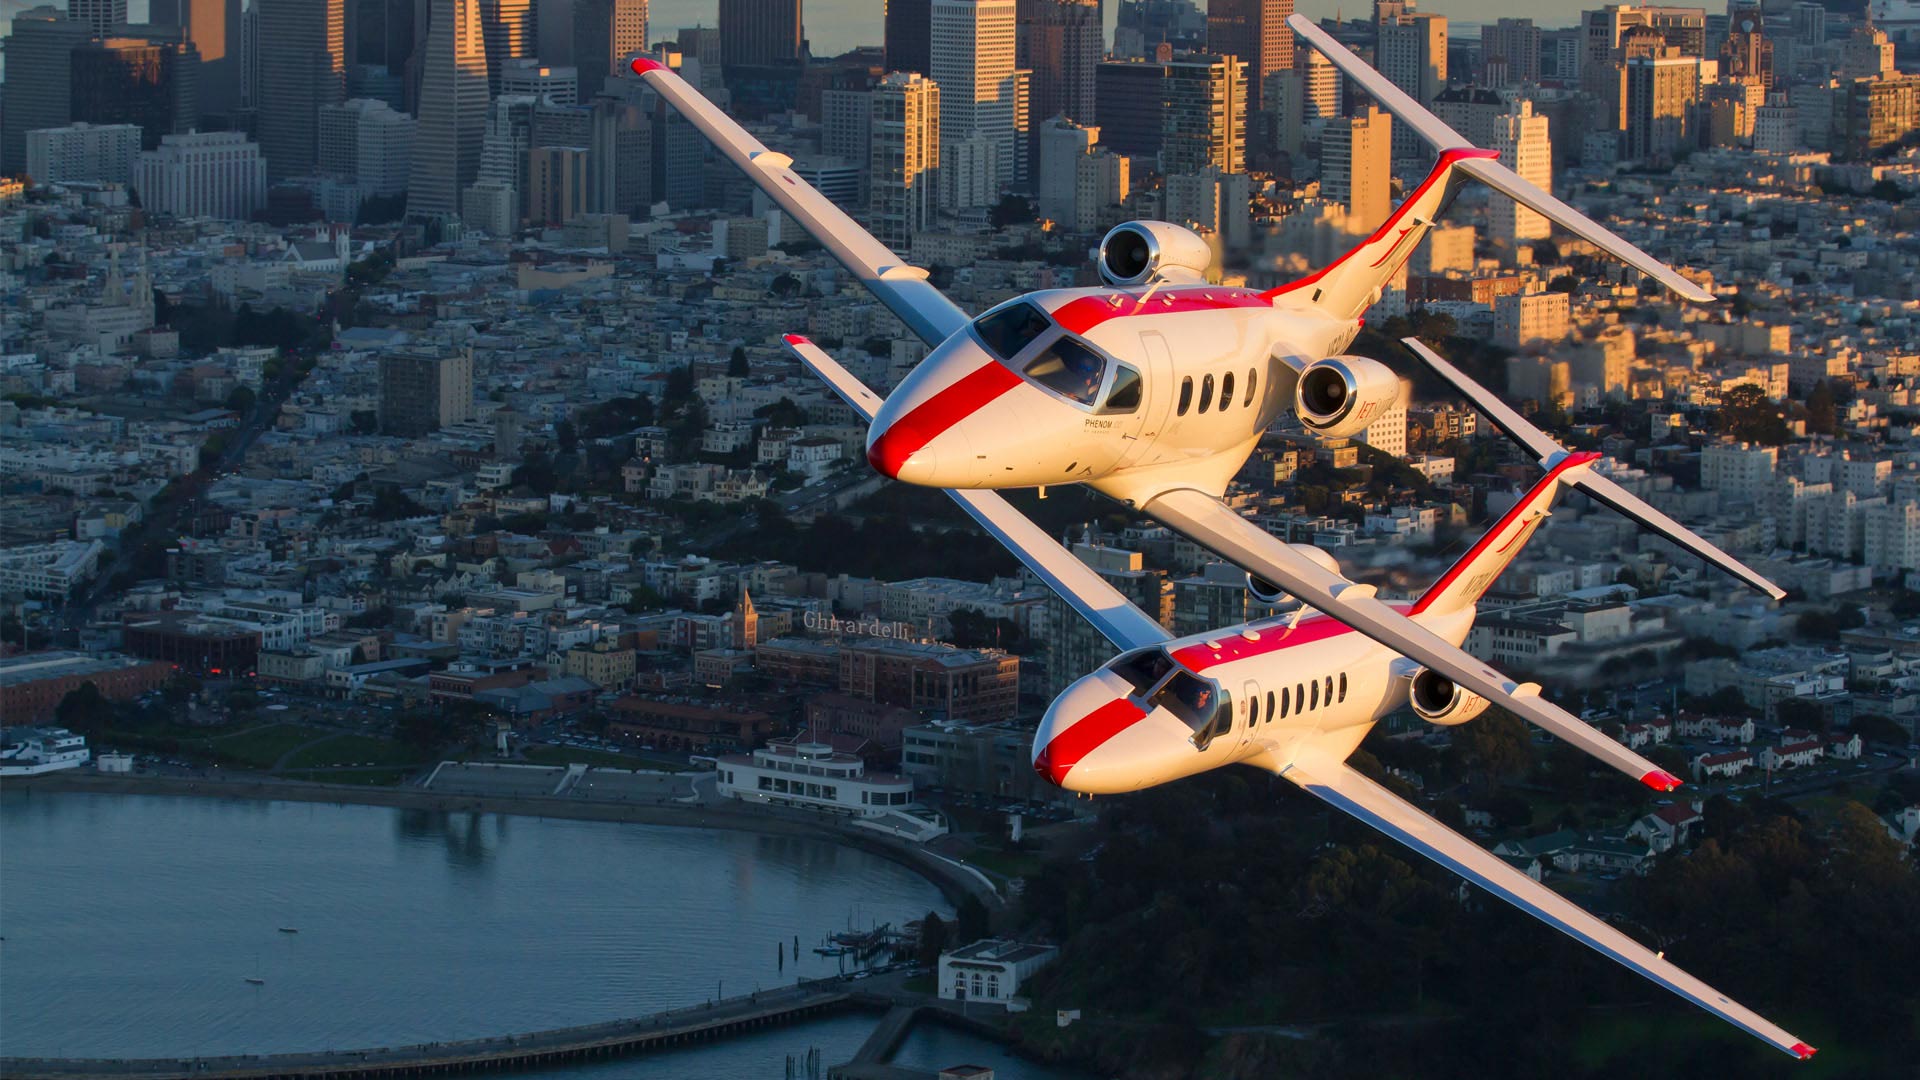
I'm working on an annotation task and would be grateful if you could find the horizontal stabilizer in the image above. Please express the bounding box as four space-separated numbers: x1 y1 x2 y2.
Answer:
1285 13 1713 304
1402 338 1785 601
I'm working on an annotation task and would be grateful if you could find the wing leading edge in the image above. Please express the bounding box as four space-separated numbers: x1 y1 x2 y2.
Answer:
1277 754 1815 1061
629 56 968 348
783 334 1171 653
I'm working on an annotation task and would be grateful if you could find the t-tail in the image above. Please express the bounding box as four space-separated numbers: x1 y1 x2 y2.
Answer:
1403 338 1787 603
1274 13 1715 326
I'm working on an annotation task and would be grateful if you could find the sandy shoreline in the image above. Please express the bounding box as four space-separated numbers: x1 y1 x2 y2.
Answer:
5 771 999 910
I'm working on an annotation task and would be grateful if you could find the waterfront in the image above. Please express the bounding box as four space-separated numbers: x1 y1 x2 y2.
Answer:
1 791 946 1059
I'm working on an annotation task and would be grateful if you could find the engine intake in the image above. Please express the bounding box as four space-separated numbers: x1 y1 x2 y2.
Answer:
1295 356 1402 440
1408 668 1490 727
1097 221 1213 287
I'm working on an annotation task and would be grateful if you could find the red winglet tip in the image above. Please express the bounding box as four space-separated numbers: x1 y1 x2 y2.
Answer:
1790 1043 1816 1060
1641 769 1683 792
629 56 666 75
782 333 809 347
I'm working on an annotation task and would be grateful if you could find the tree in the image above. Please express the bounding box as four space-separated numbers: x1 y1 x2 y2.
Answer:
955 893 991 943
728 345 749 377
55 682 116 734
1716 384 1789 446
225 385 257 414
917 911 950 967
1806 380 1837 436
1447 710 1533 788
990 194 1033 228
556 419 579 456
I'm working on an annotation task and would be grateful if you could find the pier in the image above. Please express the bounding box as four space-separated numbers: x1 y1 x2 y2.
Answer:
1 982 861 1080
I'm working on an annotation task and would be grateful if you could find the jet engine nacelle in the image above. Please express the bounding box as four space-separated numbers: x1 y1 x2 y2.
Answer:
1408 667 1491 727
1097 221 1214 287
1295 356 1402 439
1246 546 1341 603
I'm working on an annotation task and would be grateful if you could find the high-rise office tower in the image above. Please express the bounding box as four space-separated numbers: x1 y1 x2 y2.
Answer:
1160 53 1246 175
1378 11 1445 158
478 0 537 94
2 7 93 175
718 0 802 67
67 0 126 35
1488 98 1551 242
501 58 578 104
588 97 651 215
1480 17 1539 89
27 122 143 185
572 0 647 101
930 0 1021 195
1037 115 1127 233
1624 51 1699 162
1205 0 1291 112
1017 0 1100 126
1720 5 1772 88
868 70 940 251
319 97 416 193
1321 105 1391 224
379 349 474 435
1265 48 1338 157
257 0 346 180
151 0 243 117
885 0 931 76
348 0 415 70
1095 57 1168 158
469 93 537 225
527 144 589 223
1581 5 1705 99
408 0 489 219
71 38 202 151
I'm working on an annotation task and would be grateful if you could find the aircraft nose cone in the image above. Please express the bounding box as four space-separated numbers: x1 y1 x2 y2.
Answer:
1033 692 1146 790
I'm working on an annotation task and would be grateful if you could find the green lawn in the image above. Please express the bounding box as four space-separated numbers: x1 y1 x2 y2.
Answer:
202 724 333 769
958 844 1045 881
521 745 685 770
283 733 421 770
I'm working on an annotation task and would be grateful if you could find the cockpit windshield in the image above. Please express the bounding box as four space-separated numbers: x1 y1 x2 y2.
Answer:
972 303 1052 362
1024 337 1107 404
1153 671 1232 751
1109 648 1175 696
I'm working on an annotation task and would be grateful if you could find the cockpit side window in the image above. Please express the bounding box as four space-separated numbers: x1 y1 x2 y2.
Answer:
1110 648 1174 696
1023 337 1108 405
1154 671 1231 751
972 302 1052 362
1098 364 1142 414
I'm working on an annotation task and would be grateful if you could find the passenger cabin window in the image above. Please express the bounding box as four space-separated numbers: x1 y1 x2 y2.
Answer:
1310 680 1319 710
1338 673 1347 702
1245 370 1257 408
1325 676 1335 705
1220 372 1235 410
1154 672 1231 751
1100 364 1143 414
1110 648 1174 697
1248 695 1260 725
972 303 1051 361
1178 377 1193 415
1024 337 1107 405
1198 374 1215 413
1265 690 1275 722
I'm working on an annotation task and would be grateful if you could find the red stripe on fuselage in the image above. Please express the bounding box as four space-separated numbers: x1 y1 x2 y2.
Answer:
1407 451 1601 616
1051 289 1273 336
1037 698 1147 785
1261 147 1500 302
866 360 1022 478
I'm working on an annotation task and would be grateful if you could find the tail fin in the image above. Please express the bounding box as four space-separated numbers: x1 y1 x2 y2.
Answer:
1284 13 1714 306
1403 338 1787 602
1263 148 1496 322
1411 451 1598 617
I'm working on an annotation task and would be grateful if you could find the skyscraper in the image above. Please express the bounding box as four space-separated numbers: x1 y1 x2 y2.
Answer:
71 38 202 151
2 7 93 175
1160 53 1246 175
151 0 243 117
1480 17 1539 89
527 144 590 223
1095 58 1168 158
379 349 475 435
1624 51 1699 162
67 0 126 35
868 70 940 251
1322 105 1391 224
134 130 268 218
930 0 1021 195
1204 0 1291 111
478 0 537 95
257 0 346 180
408 0 489 219
885 0 932 76
588 97 652 215
572 0 648 101
1017 0 1100 127
1488 98 1551 242
1377 11 1445 158
27 122 143 185
718 0 803 67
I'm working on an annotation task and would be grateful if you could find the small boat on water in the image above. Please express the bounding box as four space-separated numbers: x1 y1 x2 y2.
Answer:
813 945 851 957
278 927 299 934
244 977 266 985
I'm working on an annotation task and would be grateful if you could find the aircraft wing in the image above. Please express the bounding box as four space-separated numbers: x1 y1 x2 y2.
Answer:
784 334 1171 653
1143 487 1681 791
1285 14 1713 304
629 56 969 348
1402 338 1785 601
1277 753 1815 1061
